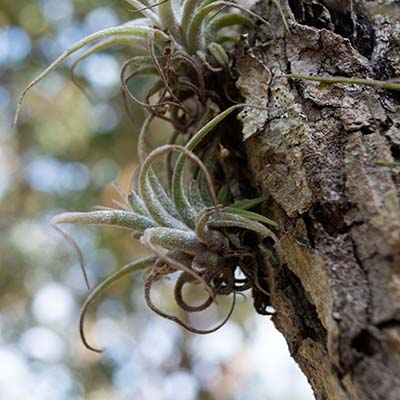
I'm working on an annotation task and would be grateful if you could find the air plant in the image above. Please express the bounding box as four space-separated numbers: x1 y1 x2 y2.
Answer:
14 0 268 130
14 0 281 352
52 105 278 352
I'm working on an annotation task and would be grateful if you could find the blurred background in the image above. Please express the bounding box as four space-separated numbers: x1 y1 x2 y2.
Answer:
0 0 314 399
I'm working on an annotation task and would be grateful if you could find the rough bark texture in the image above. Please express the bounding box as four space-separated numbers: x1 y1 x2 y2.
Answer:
235 1 400 399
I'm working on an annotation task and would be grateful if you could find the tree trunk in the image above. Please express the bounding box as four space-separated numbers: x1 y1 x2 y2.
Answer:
234 1 400 399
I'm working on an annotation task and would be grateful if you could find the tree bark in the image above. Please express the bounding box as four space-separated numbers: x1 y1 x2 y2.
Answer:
235 1 400 399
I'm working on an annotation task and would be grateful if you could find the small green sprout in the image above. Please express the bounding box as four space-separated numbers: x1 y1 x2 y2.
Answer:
282 74 400 91
373 161 400 167
52 105 278 352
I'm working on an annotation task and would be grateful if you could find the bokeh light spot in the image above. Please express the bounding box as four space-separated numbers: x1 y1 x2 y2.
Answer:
0 26 31 66
20 327 66 362
32 282 76 324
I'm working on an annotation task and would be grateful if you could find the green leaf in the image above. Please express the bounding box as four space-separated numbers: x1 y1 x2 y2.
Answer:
138 145 188 230
52 210 157 232
208 211 278 239
207 13 253 35
217 184 230 204
208 42 229 65
230 197 268 210
142 227 205 255
224 207 278 227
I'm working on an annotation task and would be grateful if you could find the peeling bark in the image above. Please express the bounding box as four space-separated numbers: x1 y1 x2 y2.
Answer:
235 1 400 399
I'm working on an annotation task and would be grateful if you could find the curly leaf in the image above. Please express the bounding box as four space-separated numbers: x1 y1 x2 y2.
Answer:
80 256 157 352
14 25 169 126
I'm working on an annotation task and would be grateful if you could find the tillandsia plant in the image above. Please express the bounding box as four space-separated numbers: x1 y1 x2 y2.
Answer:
52 105 278 352
13 0 269 131
14 1 280 352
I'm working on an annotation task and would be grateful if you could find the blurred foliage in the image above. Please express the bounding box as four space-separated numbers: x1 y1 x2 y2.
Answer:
0 1 313 399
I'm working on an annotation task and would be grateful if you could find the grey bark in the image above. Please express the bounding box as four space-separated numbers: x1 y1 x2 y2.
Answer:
235 1 400 399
